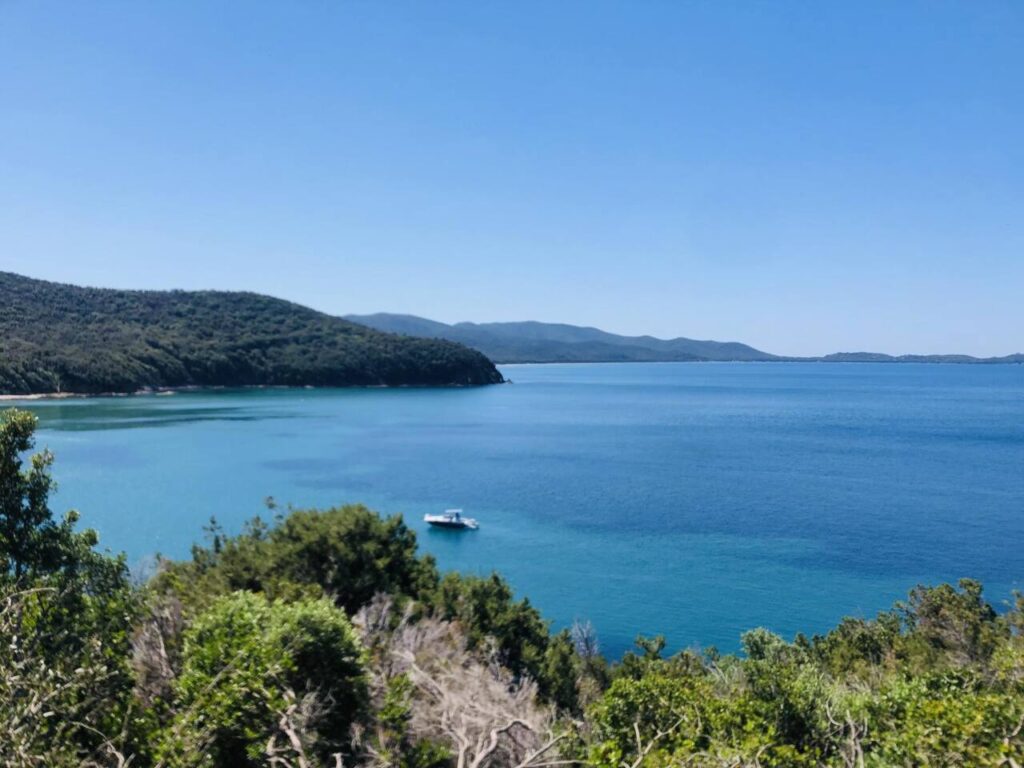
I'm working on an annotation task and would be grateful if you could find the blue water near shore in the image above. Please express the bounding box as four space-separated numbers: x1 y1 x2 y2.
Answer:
16 362 1024 657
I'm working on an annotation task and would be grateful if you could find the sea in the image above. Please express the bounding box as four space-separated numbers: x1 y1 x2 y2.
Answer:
15 362 1024 657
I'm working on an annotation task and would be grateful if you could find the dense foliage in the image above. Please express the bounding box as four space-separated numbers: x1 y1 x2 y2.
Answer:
580 584 1024 766
160 592 365 767
162 506 440 615
0 272 503 394
0 409 140 766
1 406 1022 767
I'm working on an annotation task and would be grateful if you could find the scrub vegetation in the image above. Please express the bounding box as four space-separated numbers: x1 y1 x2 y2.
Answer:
0 272 503 395
1 407 1022 767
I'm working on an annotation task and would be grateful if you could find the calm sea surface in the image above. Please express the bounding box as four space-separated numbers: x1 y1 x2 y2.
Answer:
16 362 1024 656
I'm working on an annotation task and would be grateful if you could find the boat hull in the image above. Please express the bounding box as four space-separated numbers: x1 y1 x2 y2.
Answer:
424 515 478 530
424 510 478 530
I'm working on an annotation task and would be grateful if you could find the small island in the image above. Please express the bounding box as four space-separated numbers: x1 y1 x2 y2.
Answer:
0 272 503 395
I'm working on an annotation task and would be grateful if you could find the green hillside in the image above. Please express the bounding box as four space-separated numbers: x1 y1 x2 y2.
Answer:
0 272 503 394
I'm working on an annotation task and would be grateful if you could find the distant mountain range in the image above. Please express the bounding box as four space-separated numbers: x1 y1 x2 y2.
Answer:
0 273 503 395
345 314 775 363
347 314 1024 365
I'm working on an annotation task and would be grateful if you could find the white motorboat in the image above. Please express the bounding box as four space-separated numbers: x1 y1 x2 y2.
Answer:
424 509 479 530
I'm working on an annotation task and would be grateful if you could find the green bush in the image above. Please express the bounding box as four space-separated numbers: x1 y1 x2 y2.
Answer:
0 409 141 765
159 591 366 767
162 505 439 615
431 571 580 711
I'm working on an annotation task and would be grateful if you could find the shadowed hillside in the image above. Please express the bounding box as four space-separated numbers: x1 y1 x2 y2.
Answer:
0 273 503 394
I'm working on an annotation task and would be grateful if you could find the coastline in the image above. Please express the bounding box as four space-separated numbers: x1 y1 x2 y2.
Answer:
0 388 188 402
5 357 1023 402
491 358 1024 366
0 380 506 402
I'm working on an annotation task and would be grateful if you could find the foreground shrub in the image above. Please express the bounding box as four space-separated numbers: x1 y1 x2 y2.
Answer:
162 505 439 615
159 591 366 767
0 409 140 765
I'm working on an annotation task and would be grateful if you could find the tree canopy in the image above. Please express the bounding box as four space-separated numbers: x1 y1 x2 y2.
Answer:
159 592 365 767
0 271 503 394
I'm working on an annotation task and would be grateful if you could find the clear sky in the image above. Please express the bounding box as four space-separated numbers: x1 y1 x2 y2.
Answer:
1 1 1021 356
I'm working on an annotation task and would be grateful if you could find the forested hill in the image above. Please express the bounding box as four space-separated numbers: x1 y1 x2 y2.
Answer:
0 272 503 394
346 313 776 363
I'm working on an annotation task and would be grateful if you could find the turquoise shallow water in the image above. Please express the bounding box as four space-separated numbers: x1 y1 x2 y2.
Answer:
15 362 1024 657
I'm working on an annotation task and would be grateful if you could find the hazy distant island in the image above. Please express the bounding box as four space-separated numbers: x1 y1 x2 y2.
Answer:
818 351 1024 363
0 272 503 396
348 313 1024 365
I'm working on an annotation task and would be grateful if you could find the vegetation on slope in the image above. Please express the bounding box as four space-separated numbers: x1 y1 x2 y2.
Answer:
0 272 503 394
2 407 1023 767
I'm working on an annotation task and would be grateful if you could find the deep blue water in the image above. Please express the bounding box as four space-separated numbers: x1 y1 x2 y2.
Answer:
16 362 1024 657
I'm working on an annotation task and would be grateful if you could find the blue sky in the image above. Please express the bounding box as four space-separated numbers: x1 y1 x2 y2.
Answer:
1 1 1021 356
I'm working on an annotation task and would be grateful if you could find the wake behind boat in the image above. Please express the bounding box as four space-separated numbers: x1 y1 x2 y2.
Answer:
424 509 479 530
